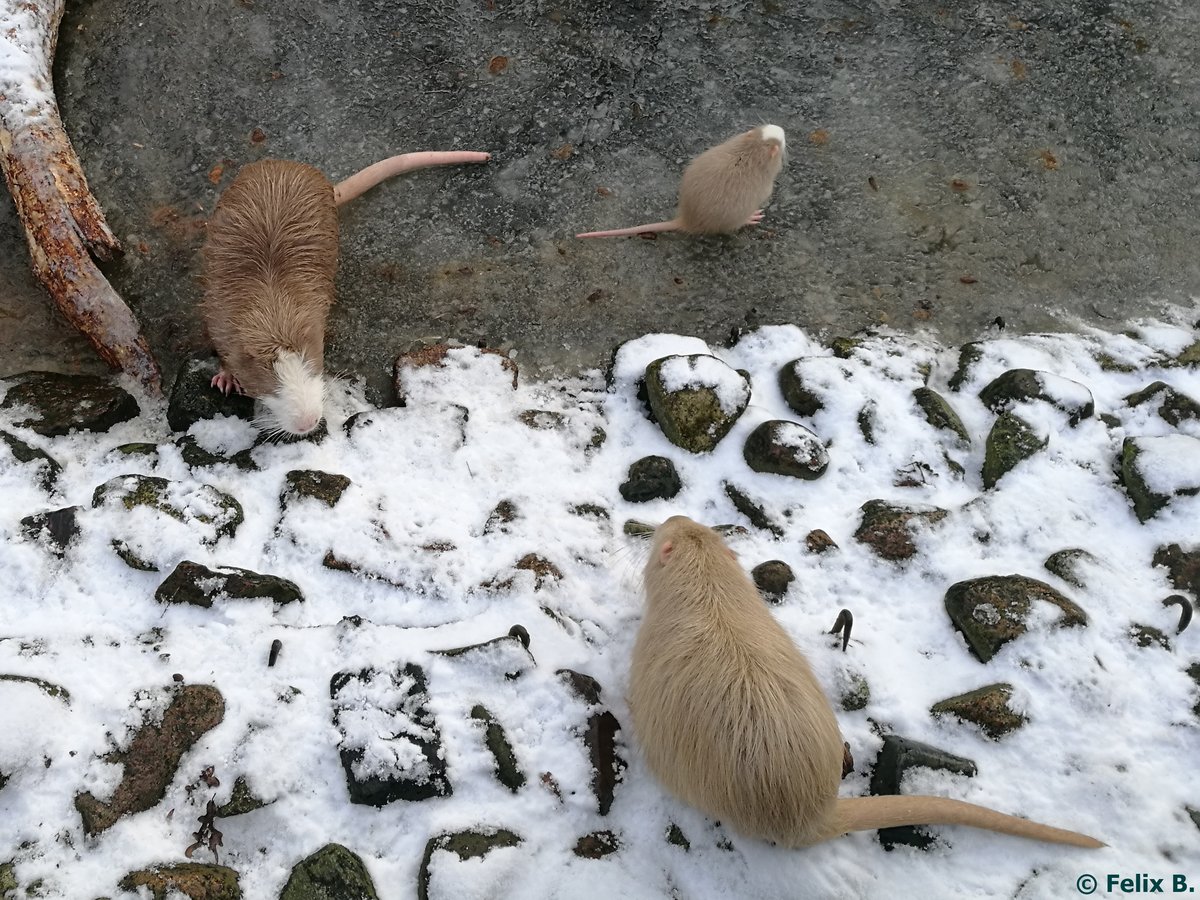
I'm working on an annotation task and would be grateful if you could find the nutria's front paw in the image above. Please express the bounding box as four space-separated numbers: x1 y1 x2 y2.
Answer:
211 370 242 395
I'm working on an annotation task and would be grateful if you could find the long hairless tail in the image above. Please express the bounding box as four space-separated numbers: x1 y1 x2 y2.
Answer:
575 219 681 239
333 151 491 205
823 796 1105 849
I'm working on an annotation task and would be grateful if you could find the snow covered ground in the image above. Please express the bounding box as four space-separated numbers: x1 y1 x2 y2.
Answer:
1 319 1199 898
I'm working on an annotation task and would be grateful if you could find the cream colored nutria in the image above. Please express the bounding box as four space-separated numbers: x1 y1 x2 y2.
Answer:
201 151 490 436
629 516 1104 849
575 125 786 238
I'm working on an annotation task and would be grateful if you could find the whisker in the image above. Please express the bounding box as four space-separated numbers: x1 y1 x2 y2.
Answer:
611 543 650 591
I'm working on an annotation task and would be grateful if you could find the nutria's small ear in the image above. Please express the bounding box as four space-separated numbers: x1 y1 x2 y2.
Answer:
658 540 674 564
768 144 780 158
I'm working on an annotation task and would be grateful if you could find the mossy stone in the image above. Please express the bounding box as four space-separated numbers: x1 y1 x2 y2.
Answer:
19 506 80 557
666 824 690 850
857 403 877 445
586 710 625 816
1128 624 1171 650
117 863 241 900
484 499 520 533
743 420 828 479
829 337 865 359
282 469 352 508
751 560 795 604
912 387 970 445
215 777 267 818
155 561 304 607
570 503 610 521
115 442 159 457
330 664 451 806
1187 663 1200 719
557 669 604 707
1173 340 1200 367
1094 352 1136 373
1153 544 1200 596
948 342 985 392
75 684 225 835
644 355 749 453
979 368 1094 425
573 831 620 859
1123 435 1200 522
944 575 1088 663
838 671 871 712
280 843 379 900
470 705 526 792
1 371 139 436
777 360 824 417
0 674 70 704
1043 548 1099 588
982 412 1046 489
417 830 521 900
112 540 158 571
931 683 1027 739
619 455 682 502
1120 438 1163 522
176 435 228 470
0 430 61 489
622 519 655 537
1124 381 1200 426
806 530 838 553
723 482 784 537
91 475 244 544
853 500 948 561
167 354 256 433
518 409 567 430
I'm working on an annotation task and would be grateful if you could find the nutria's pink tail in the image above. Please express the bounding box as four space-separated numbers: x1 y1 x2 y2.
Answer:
333 151 491 205
822 796 1104 848
575 219 680 239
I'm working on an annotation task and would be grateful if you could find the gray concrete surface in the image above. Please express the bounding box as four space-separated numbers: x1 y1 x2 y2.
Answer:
3 0 1199 398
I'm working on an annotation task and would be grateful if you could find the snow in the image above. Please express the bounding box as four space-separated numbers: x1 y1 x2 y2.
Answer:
0 325 1199 898
0 0 57 126
1132 434 1200 496
1032 369 1094 413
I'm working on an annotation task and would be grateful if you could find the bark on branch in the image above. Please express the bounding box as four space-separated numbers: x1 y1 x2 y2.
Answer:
1 0 162 392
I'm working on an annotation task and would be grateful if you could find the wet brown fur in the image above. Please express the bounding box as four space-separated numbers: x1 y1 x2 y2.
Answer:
200 159 337 398
630 516 1104 850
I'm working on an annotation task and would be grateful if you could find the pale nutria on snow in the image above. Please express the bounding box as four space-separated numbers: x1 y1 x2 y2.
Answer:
629 515 1104 849
575 125 786 238
200 151 490 436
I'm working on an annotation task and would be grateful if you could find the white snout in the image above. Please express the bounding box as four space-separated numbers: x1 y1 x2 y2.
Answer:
259 350 326 437
761 124 786 150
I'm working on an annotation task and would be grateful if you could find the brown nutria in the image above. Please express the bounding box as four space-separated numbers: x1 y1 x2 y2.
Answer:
629 515 1104 849
200 151 490 436
575 125 785 238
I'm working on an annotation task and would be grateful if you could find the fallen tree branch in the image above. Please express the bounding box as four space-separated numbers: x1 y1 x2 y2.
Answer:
0 0 162 392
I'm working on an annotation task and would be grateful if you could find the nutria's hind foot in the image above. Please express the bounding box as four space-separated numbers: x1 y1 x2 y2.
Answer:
745 210 765 227
211 369 242 395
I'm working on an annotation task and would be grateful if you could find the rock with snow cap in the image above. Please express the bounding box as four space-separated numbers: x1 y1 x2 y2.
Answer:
645 354 750 453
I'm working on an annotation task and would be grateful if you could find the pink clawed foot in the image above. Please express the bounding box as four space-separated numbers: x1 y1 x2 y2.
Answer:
745 210 765 227
211 370 242 395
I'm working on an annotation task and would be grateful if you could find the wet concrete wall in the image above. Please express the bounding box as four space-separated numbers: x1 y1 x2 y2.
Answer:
3 0 1198 395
